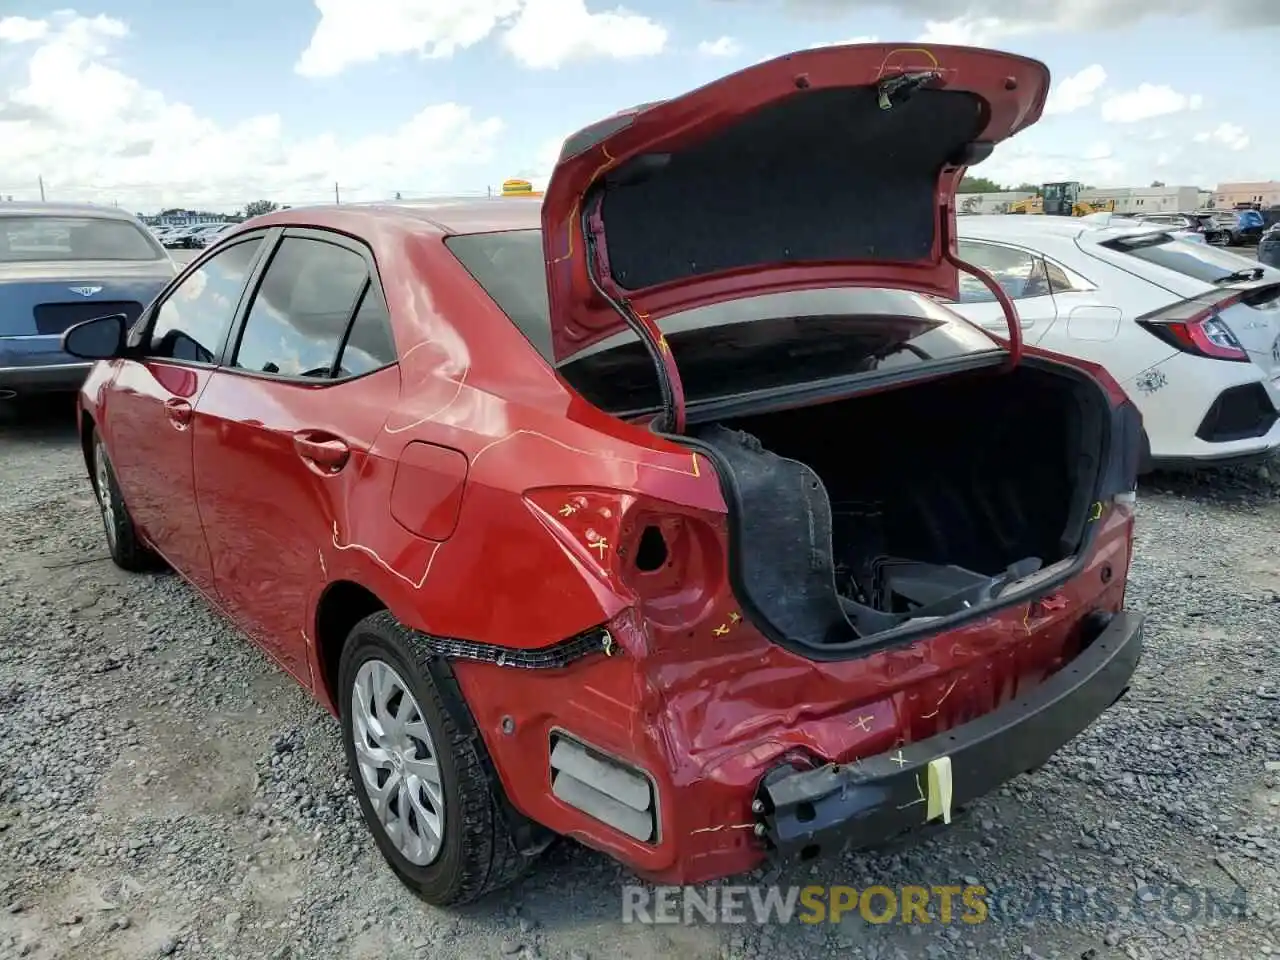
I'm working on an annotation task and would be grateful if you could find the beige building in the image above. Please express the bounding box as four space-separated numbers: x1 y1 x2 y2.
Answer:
1078 185 1200 214
1212 181 1280 208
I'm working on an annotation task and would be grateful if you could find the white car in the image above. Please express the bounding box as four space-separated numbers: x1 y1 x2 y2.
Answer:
952 215 1280 470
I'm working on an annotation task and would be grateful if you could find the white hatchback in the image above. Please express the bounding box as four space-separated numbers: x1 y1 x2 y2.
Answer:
953 215 1280 470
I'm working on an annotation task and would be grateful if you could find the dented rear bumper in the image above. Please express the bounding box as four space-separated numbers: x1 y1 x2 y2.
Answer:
755 610 1144 860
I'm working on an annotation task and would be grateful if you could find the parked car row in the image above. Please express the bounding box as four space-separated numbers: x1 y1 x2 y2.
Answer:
1259 222 1280 268
149 221 236 249
1120 210 1270 247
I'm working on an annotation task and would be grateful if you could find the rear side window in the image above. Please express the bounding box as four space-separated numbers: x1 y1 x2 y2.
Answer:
337 285 398 377
233 237 377 378
0 216 164 263
149 238 263 363
1105 234 1280 284
955 240 1052 302
446 230 552 359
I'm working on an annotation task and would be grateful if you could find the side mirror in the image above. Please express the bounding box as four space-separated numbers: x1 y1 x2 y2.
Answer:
62 313 128 360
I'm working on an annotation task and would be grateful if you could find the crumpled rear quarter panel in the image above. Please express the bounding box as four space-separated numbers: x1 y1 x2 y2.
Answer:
450 506 1133 884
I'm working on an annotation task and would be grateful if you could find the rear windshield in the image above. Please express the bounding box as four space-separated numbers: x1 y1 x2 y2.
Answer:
1105 233 1279 285
446 229 1003 414
0 216 163 263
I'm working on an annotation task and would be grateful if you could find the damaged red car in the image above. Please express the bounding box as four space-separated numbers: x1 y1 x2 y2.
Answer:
66 42 1144 906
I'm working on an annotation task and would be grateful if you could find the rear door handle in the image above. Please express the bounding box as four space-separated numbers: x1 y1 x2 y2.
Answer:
164 398 192 427
293 431 351 472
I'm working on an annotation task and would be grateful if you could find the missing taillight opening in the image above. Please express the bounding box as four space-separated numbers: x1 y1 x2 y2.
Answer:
634 525 669 571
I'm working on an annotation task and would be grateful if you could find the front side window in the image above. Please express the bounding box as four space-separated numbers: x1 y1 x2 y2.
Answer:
233 237 370 378
149 238 263 363
0 216 164 263
955 240 1051 302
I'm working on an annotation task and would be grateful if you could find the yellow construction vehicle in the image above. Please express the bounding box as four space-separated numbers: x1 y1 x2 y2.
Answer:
1074 198 1115 215
1007 195 1043 215
501 178 543 198
1007 183 1115 217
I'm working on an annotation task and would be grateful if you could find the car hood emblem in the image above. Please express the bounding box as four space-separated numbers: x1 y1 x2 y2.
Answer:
69 286 103 297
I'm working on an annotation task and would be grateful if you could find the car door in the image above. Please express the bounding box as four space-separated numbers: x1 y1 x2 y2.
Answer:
191 229 401 683
107 234 268 596
950 239 1060 343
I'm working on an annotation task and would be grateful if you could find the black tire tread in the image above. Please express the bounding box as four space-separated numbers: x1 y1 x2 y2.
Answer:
343 611 530 905
91 428 161 572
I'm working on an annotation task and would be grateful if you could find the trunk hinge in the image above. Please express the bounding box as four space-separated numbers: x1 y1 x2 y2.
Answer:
580 192 688 433
941 214 1023 371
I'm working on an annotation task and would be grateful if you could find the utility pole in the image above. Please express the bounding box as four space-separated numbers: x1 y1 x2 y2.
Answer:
334 182 340 204
38 176 45 201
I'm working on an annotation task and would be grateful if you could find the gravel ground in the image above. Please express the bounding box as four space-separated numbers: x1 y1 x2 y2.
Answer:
1 398 1278 960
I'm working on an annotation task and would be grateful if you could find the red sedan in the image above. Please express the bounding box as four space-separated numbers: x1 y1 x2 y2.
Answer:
65 43 1144 906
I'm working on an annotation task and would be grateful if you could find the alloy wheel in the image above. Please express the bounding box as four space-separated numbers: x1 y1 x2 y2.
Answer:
94 440 117 549
351 659 446 866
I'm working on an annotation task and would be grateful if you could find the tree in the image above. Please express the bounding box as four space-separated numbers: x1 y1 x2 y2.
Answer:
958 175 1004 193
243 200 279 218
1013 182 1042 195
1150 180 1165 188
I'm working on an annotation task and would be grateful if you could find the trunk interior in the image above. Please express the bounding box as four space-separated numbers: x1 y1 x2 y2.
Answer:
690 362 1110 651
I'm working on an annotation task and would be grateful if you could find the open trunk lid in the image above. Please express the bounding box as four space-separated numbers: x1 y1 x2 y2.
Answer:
540 42 1051 427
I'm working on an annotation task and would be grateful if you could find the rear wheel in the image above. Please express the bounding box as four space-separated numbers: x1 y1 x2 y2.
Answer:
91 430 159 571
338 611 533 905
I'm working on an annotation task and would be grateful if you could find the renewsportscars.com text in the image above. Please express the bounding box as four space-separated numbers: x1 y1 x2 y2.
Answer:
621 884 1248 926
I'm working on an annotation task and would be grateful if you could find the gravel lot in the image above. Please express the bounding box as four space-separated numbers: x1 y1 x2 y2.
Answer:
2 390 1279 960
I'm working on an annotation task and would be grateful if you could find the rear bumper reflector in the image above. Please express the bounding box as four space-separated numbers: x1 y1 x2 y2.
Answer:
549 733 658 843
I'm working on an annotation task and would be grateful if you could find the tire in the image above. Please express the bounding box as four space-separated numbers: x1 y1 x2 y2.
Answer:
90 428 160 571
338 611 533 906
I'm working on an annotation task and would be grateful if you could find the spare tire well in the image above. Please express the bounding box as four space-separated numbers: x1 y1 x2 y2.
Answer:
315 581 388 706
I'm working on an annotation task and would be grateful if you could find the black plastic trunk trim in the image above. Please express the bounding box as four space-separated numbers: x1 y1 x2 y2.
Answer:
755 610 1143 858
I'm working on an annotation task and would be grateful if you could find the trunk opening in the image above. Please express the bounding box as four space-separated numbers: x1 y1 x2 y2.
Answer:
685 360 1111 655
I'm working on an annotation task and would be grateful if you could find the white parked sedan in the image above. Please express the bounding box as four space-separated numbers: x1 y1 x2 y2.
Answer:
953 215 1280 471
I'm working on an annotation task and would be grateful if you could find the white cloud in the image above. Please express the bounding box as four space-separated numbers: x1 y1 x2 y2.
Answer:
698 36 741 57
772 0 1278 32
1194 122 1250 152
809 35 879 47
1100 84 1204 123
503 0 667 69
0 12 504 210
915 15 1029 45
296 0 666 76
1083 142 1112 161
1043 64 1106 116
0 16 49 43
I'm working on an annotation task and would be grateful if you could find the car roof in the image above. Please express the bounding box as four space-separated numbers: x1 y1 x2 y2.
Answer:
250 198 543 237
957 214 1090 242
958 212 1171 246
0 201 142 221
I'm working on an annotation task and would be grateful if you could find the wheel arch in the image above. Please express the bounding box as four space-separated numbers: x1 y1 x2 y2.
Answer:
78 408 98 489
313 578 391 713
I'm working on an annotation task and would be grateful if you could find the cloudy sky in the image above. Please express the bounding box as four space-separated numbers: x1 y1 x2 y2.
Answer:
0 0 1273 212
